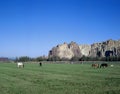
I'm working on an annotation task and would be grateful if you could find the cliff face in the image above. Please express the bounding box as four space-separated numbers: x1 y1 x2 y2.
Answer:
79 45 91 56
49 42 81 59
49 39 120 59
90 39 120 57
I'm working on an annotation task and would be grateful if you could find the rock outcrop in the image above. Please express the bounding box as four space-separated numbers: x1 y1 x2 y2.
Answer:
90 39 120 57
48 39 120 59
79 45 91 56
49 42 81 59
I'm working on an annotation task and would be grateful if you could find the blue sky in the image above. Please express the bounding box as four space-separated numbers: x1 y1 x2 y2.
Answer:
0 0 120 57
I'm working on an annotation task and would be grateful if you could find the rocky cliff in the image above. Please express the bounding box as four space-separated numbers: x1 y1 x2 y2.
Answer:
90 39 120 57
79 45 91 56
49 42 81 59
49 39 120 59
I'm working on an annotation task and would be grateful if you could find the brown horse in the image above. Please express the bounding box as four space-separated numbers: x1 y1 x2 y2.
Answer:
92 64 99 68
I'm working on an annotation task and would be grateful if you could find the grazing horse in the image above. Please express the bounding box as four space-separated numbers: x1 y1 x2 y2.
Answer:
92 64 99 68
17 62 24 68
39 62 42 66
100 63 108 68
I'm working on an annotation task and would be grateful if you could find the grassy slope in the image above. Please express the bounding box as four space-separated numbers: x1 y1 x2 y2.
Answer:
0 62 120 94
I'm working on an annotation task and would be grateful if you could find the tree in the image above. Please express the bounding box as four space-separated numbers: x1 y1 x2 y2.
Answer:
36 57 44 61
47 56 61 61
71 56 80 61
18 56 30 62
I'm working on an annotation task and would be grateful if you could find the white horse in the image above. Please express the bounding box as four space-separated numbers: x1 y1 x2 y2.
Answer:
17 62 24 68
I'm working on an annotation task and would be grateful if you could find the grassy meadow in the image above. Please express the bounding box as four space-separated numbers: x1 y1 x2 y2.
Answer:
0 62 120 94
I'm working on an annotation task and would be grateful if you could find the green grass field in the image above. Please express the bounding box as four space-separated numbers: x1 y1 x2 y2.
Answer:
0 62 120 94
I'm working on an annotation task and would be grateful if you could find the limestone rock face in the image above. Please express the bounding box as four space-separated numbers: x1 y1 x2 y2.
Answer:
117 46 120 56
68 41 82 57
48 39 120 59
90 39 120 57
79 45 91 56
49 42 81 59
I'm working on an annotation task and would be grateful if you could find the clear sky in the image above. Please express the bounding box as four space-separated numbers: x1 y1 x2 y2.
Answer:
0 0 120 57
